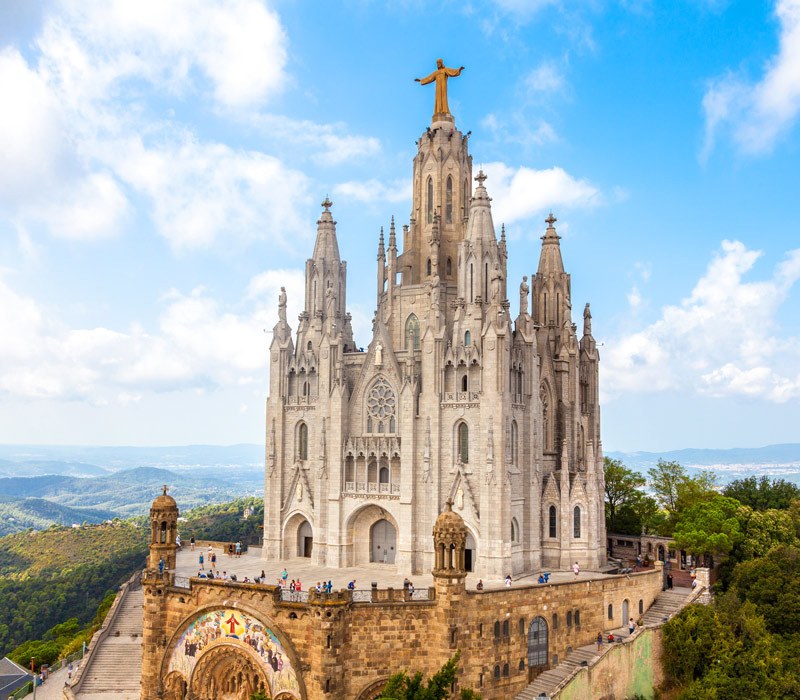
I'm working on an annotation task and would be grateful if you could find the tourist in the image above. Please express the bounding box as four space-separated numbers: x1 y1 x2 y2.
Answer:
316 582 322 593
296 579 302 591
199 552 204 570
158 557 165 575
211 551 217 567
347 580 355 590
667 573 674 590
537 575 545 584
628 618 636 635
190 535 195 551
597 632 603 651
68 663 73 681
282 568 288 583
176 534 181 550
692 578 698 589
505 574 512 587
608 633 615 643
223 571 229 581
262 570 267 581
408 581 414 599
543 572 550 583
290 579 296 591
573 561 580 579
476 579 484 591
327 580 333 593
208 544 213 556
207 570 214 579
228 543 233 557
236 541 242 557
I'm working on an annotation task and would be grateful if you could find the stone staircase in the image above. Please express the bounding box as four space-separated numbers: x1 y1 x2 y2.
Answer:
514 588 693 700
76 587 143 699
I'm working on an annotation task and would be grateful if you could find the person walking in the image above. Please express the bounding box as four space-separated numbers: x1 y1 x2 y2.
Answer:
190 535 195 551
211 552 217 568
597 632 603 652
573 561 580 579
282 569 288 584
199 552 204 570
628 618 636 635
505 574 512 587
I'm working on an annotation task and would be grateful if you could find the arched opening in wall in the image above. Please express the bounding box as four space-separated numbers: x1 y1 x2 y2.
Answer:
307 340 312 351
465 531 476 572
566 611 572 628
658 545 665 561
297 422 308 461
527 617 548 669
427 258 432 276
344 456 354 487
370 519 396 564
446 258 452 276
287 369 297 397
457 422 469 463
470 264 474 302
511 518 519 544
298 520 313 557
160 521 167 543
463 179 469 217
426 177 433 224
574 610 580 627
493 665 500 680
390 454 400 489
484 261 488 300
446 176 453 223
367 458 377 485
622 599 629 626
494 621 500 638
552 613 558 630
502 663 509 678
548 505 557 538
461 374 468 392
188 645 269 700
313 279 317 313
302 381 308 397
502 620 509 637
379 465 389 484
308 368 318 397
540 383 552 452
608 604 613 620
639 599 644 615
464 330 471 347
405 314 420 350
444 361 455 393
574 506 581 538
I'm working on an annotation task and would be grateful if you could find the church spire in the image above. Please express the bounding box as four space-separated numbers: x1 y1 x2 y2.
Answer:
312 197 340 264
537 212 564 276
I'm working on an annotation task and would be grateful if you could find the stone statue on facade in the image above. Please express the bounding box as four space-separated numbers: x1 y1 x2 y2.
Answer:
490 263 503 306
415 59 465 117
584 302 592 335
278 286 287 323
374 342 383 366
519 276 529 316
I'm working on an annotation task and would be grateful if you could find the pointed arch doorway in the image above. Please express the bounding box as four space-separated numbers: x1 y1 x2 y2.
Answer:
370 519 396 564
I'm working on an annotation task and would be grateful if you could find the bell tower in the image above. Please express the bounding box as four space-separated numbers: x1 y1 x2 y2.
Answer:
148 485 178 571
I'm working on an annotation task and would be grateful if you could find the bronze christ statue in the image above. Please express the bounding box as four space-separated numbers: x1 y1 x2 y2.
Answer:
415 59 465 117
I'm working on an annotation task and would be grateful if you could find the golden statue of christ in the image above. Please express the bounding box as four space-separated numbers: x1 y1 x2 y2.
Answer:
415 59 465 117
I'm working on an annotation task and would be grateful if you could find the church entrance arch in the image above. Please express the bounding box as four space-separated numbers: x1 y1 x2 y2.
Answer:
344 505 400 566
370 519 396 564
297 520 313 558
189 644 269 700
622 599 629 626
465 531 476 572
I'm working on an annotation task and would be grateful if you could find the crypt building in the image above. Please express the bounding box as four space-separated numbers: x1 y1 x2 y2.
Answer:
263 88 606 577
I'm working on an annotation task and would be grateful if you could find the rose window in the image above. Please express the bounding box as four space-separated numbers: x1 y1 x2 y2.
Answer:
367 378 396 433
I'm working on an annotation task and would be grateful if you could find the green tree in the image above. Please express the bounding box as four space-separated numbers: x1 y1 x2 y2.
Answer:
674 470 717 513
662 602 718 686
723 476 800 511
672 495 742 558
603 458 646 533
647 460 687 514
378 651 480 700
735 506 798 560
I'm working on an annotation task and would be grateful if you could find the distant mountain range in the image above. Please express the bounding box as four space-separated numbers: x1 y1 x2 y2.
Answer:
606 443 800 483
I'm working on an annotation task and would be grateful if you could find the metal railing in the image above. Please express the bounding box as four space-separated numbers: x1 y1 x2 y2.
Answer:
280 589 309 603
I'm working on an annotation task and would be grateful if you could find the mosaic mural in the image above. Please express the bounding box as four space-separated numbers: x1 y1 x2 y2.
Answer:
167 608 300 698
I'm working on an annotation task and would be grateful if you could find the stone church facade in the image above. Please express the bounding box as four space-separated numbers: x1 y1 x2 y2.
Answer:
263 100 606 577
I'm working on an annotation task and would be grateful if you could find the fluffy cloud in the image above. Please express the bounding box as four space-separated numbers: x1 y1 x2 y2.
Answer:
702 0 800 156
333 179 411 204
0 269 304 403
525 61 566 93
481 162 602 224
603 240 800 403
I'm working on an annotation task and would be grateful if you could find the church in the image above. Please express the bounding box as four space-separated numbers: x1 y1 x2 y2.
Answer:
262 60 606 577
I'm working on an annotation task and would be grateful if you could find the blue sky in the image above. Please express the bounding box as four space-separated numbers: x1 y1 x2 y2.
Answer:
0 0 798 450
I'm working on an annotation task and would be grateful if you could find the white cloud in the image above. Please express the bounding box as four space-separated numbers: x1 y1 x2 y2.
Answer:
702 0 800 156
333 179 412 204
480 162 602 224
525 61 565 93
603 240 800 403
481 112 558 146
0 270 303 402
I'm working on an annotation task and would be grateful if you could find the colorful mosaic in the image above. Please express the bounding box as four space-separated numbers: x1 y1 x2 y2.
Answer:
167 608 300 698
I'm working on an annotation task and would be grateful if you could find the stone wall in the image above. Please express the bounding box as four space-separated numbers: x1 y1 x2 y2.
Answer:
141 567 662 700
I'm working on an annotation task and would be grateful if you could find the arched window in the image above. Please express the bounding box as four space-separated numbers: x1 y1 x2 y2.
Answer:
549 505 557 538
511 420 518 464
502 663 509 678
519 659 525 672
426 177 433 224
389 416 396 432
379 466 389 484
574 506 581 538
446 176 453 223
493 665 500 680
519 618 525 636
446 258 452 275
464 330 471 347
502 620 509 637
470 264 474 302
566 611 572 628
160 521 167 543
302 381 308 397
608 604 613 620
540 383 551 451
427 258 432 276
463 179 469 216
307 340 312 351
574 610 580 627
458 423 469 463
461 374 468 392
298 423 308 460
484 261 488 300
494 621 500 638
639 599 643 615
552 613 558 630
405 314 420 350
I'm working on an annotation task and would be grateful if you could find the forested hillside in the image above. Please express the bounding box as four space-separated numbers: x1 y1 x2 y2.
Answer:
0 497 262 659
0 498 117 537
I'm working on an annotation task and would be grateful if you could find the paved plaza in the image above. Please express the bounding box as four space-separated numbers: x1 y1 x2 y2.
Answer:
174 545 614 592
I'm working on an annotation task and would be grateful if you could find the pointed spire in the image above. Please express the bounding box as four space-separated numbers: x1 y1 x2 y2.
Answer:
388 216 397 250
378 226 385 258
499 223 507 258
537 211 564 275
465 169 496 248
313 197 340 262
